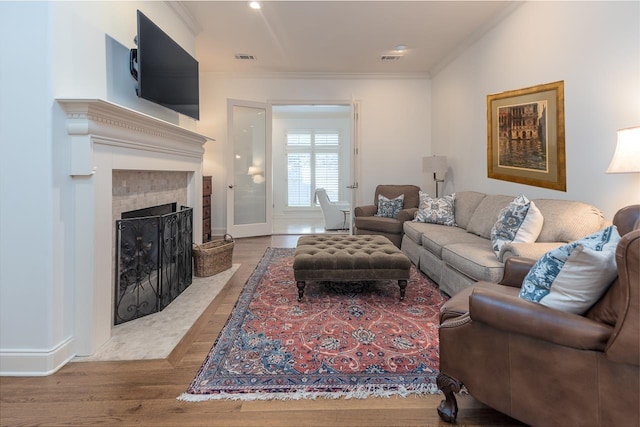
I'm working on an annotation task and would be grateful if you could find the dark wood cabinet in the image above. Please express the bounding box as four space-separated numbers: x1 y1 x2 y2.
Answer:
202 176 212 242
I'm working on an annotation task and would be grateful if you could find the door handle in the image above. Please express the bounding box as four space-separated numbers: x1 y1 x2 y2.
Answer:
346 183 358 189
228 185 234 189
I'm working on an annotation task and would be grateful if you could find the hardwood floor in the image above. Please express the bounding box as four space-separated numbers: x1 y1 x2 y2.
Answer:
0 235 523 426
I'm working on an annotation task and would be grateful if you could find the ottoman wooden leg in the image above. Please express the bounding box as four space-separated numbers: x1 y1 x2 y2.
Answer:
398 279 407 300
296 281 306 301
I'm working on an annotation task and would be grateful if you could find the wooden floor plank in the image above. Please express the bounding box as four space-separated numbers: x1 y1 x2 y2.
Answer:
0 235 523 426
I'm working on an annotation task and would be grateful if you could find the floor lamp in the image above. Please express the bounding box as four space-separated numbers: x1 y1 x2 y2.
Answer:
423 156 448 197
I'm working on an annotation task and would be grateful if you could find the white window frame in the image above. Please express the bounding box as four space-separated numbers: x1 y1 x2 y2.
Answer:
285 129 342 208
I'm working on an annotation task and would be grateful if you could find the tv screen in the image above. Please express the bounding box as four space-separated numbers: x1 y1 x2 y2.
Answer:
133 10 199 120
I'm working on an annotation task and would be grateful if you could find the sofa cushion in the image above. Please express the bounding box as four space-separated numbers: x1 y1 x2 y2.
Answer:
533 199 606 243
403 221 430 244
441 242 506 283
466 195 515 239
490 194 544 257
413 192 456 225
421 226 486 258
375 194 404 218
454 191 487 230
519 225 621 314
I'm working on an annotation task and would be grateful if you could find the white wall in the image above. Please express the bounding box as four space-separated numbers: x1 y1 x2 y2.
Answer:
199 77 431 234
0 2 56 371
0 1 197 375
431 1 640 219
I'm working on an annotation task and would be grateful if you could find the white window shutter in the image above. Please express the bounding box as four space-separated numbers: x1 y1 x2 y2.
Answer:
286 130 341 207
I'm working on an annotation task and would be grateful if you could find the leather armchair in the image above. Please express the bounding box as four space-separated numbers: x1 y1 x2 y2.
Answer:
436 205 640 426
353 184 420 248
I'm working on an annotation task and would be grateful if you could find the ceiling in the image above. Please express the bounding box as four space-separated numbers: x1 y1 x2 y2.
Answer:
179 1 521 77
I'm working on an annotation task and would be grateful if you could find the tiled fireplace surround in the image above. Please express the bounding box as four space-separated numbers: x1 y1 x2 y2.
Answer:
112 171 188 223
58 99 207 357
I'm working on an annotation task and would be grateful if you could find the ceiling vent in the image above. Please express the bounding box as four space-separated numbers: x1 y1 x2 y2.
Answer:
380 55 401 61
235 54 256 60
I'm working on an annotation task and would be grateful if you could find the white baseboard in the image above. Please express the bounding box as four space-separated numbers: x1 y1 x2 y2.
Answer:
0 337 75 376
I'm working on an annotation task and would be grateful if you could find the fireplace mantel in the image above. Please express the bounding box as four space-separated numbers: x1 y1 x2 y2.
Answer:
57 99 209 357
57 99 208 176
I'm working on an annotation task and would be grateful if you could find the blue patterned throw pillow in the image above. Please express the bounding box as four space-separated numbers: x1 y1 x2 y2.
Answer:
518 225 621 314
375 194 404 218
490 194 544 258
413 192 456 226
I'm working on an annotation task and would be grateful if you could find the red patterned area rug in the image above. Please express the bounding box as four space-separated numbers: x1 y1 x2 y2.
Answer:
179 247 448 402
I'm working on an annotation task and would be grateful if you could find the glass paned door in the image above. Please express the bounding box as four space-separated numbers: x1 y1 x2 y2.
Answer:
226 100 272 237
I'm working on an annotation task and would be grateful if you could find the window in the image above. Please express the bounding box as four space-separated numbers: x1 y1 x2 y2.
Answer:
286 130 341 207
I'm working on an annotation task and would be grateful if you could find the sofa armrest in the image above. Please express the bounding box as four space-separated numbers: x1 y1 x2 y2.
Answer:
469 287 613 351
354 205 377 217
397 208 418 222
499 257 537 288
499 242 563 262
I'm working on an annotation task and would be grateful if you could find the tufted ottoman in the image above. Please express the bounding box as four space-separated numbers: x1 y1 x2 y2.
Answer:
293 235 412 301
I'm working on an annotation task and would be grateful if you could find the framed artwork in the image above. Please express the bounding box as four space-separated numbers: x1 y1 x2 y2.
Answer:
487 80 566 191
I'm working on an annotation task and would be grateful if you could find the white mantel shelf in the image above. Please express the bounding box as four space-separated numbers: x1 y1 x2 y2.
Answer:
57 99 212 176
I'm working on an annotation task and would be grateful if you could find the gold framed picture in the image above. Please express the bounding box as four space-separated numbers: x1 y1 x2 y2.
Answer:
487 80 566 191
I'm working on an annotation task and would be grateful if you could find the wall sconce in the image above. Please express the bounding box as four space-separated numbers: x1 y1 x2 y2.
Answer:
423 155 448 197
606 126 640 173
247 165 265 184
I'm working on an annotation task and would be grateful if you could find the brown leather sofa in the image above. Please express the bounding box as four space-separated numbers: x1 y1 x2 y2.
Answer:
436 205 640 426
354 184 420 248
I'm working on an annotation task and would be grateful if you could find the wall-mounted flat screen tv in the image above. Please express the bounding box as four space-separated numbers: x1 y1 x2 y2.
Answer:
131 10 199 120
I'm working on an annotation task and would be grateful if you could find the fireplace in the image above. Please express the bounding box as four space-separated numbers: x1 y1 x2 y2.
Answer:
58 99 208 357
115 204 193 324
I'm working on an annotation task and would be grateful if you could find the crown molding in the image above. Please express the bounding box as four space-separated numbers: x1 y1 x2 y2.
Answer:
202 71 431 80
429 2 524 78
166 1 202 37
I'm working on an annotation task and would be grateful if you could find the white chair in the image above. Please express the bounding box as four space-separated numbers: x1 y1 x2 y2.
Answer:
315 188 350 230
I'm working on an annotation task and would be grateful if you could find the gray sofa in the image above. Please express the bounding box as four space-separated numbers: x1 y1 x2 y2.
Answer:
401 191 607 296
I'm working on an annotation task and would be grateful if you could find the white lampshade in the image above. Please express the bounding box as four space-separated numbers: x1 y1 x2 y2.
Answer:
607 127 640 173
422 155 448 179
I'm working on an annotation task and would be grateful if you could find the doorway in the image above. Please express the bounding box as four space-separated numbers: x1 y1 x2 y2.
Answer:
271 104 354 234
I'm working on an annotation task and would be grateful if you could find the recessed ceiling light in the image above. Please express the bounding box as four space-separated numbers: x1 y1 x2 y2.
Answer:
249 1 261 10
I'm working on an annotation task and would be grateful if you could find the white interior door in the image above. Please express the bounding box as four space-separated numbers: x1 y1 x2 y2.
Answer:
226 99 272 237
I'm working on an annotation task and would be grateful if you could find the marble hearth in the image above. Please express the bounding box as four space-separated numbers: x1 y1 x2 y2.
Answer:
58 99 209 357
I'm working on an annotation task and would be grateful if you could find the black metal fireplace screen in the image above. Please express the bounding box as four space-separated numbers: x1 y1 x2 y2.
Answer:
114 206 193 325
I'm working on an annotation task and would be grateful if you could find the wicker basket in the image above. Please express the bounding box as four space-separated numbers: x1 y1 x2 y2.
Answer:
192 234 234 277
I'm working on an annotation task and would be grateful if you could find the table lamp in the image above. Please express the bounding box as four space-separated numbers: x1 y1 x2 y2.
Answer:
606 126 640 173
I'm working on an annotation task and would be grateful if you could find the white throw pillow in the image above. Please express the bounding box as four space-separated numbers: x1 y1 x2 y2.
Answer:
539 244 619 313
519 225 621 314
413 191 456 226
490 194 544 257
